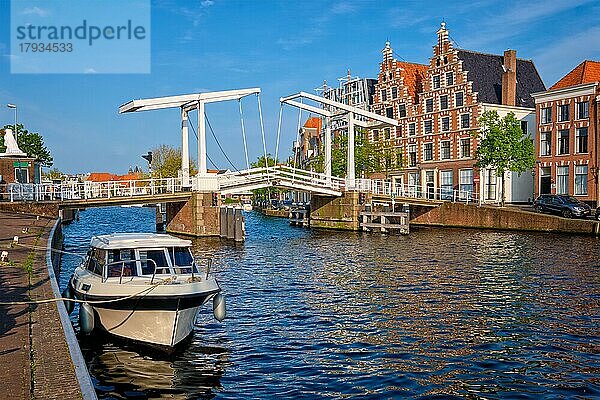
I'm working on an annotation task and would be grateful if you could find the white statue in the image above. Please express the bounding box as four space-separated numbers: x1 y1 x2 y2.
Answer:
0 128 27 157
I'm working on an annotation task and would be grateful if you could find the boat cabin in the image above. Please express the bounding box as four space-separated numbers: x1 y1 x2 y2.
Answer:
84 233 198 279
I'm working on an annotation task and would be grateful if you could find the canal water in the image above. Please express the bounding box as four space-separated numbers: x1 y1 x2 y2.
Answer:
59 207 599 399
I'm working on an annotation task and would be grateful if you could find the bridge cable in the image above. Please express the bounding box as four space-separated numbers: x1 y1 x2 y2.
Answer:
293 98 303 170
256 94 270 181
204 112 240 172
238 99 250 170
274 104 283 168
188 114 220 170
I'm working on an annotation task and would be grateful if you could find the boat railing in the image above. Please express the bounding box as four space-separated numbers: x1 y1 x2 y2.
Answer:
103 258 158 284
194 257 213 280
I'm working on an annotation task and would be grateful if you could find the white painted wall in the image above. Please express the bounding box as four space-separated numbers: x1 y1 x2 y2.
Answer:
480 104 536 203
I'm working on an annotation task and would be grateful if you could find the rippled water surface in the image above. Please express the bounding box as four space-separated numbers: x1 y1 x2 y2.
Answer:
60 207 600 399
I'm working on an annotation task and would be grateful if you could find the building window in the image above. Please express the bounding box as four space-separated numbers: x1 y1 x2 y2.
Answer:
455 92 463 107
384 128 391 140
541 107 552 124
440 95 448 110
14 167 29 183
540 132 551 156
408 145 417 167
576 101 589 119
460 138 470 158
558 129 569 155
441 116 450 131
424 143 433 161
440 170 453 200
441 140 450 159
398 103 406 118
459 169 473 196
575 165 588 195
395 126 402 138
485 169 497 200
391 87 398 99
424 120 433 134
446 72 454 86
386 107 394 118
520 120 528 135
409 123 416 136
558 104 569 122
461 113 470 129
381 89 387 102
556 165 569 195
433 75 440 89
372 130 379 141
576 127 588 153
426 98 433 113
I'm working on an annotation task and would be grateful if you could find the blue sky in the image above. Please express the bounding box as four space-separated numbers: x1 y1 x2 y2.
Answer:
1 0 599 174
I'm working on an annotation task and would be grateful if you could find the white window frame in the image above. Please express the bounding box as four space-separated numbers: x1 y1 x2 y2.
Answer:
574 165 588 195
556 165 569 195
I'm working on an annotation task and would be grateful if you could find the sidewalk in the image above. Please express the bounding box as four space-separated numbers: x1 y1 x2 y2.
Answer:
0 212 83 399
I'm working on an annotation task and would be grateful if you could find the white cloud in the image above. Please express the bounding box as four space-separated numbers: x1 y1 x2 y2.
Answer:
201 0 214 7
84 68 98 74
331 1 357 14
21 6 49 17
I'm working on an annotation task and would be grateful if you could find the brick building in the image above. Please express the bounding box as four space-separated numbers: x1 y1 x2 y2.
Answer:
531 60 600 205
369 23 545 203
294 117 322 170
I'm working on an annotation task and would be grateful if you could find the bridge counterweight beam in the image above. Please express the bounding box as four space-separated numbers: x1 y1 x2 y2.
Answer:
197 101 207 175
181 108 190 186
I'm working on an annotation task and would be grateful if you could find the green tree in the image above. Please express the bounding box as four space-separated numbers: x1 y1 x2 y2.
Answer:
1 124 53 167
249 154 283 201
474 111 535 206
43 167 63 180
250 153 278 168
150 144 197 178
319 130 403 178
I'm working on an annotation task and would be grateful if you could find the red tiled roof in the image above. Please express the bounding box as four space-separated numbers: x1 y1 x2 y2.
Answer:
86 172 142 182
303 117 322 132
87 172 115 182
396 61 428 99
550 60 600 90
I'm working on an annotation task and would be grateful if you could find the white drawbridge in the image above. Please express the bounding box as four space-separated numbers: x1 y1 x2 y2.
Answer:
118 87 398 197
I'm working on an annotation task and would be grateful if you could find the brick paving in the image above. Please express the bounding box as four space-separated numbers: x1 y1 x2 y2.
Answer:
0 212 83 399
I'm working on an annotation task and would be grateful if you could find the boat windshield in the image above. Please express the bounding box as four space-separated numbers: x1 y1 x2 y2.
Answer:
107 249 137 277
170 247 195 274
140 249 170 275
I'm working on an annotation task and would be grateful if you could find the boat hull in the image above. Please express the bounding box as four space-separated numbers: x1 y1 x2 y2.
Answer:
93 304 202 347
72 286 215 347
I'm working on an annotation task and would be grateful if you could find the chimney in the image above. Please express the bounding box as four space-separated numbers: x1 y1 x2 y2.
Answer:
502 49 517 106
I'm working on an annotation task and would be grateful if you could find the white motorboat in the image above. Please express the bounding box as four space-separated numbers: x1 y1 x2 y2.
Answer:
242 199 253 212
66 233 225 349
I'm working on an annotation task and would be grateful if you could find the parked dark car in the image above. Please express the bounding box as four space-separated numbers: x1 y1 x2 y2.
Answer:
595 207 600 221
533 194 591 218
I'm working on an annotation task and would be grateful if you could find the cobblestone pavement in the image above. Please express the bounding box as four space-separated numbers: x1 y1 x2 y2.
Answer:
0 212 83 399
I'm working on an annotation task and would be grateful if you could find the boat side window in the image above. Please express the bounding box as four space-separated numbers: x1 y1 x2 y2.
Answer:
107 249 138 277
139 249 170 275
170 247 195 274
86 248 106 276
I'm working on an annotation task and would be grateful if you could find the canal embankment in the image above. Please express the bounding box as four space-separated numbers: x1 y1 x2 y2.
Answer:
410 202 600 235
0 211 95 399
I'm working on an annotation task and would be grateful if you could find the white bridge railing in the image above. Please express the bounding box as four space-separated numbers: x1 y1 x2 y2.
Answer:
1 167 478 205
0 177 185 202
352 179 479 204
